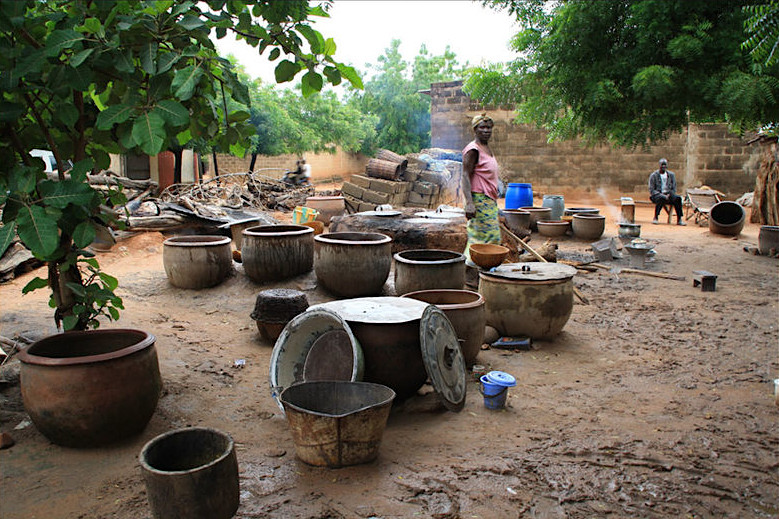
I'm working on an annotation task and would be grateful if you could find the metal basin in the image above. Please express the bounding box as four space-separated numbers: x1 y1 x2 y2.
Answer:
280 381 395 468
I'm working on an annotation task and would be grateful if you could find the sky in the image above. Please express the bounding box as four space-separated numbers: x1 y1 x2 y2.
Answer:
212 1 520 86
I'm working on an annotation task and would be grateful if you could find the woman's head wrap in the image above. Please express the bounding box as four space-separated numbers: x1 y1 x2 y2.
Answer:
471 113 493 128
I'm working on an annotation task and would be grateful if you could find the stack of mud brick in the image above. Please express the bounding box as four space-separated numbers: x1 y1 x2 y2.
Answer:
341 171 444 212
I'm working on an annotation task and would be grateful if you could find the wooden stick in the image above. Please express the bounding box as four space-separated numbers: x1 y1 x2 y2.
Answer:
589 263 685 280
500 223 590 305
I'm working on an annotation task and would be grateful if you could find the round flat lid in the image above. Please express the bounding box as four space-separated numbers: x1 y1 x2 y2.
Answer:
482 262 577 281
419 305 467 412
310 297 429 324
358 210 402 217
414 211 464 219
486 370 516 387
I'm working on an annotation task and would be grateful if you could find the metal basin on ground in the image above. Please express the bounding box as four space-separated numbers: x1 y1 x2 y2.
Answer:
280 381 396 468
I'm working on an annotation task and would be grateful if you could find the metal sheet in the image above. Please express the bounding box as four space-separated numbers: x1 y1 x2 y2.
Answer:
310 297 429 324
419 306 467 412
481 262 577 281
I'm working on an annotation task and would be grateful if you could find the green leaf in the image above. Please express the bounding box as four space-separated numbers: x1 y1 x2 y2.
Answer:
55 104 80 127
108 307 120 320
70 48 95 67
114 48 134 73
323 65 341 86
98 272 119 291
38 179 96 209
140 42 158 75
16 205 59 257
269 48 280 61
82 17 103 35
337 63 363 89
301 70 323 97
64 281 86 298
275 60 300 83
0 222 16 258
171 65 203 100
22 276 49 294
96 103 135 130
323 38 336 57
9 166 37 194
131 111 167 155
68 159 94 183
177 14 204 30
62 315 79 331
154 100 190 126
72 221 96 248
0 102 24 122
156 51 180 75
297 25 324 55
46 29 84 57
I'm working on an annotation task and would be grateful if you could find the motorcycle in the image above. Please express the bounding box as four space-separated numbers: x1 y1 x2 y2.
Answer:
282 170 310 186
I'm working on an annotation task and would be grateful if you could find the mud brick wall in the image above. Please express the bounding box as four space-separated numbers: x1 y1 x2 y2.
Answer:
430 80 761 202
211 149 367 183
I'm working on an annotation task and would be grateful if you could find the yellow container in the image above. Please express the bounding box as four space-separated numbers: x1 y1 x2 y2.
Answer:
292 206 319 224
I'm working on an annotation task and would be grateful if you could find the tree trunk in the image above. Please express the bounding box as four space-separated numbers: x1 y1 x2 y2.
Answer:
750 140 779 226
249 153 257 173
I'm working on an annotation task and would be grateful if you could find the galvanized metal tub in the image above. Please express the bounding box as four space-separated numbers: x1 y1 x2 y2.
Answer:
280 381 395 468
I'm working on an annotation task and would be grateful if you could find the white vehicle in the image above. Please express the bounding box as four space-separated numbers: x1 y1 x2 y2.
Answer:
29 149 71 173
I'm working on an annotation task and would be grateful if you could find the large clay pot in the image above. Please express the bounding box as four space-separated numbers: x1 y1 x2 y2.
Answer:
140 427 239 519
520 206 552 231
564 207 600 217
572 214 606 240
242 225 314 283
314 232 392 297
304 196 346 224
393 249 465 295
163 235 233 289
709 201 745 236
479 263 577 340
502 209 531 237
17 329 161 447
401 289 485 366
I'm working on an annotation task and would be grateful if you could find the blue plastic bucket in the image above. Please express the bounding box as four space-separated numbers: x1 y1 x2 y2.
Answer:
479 371 517 410
505 183 533 210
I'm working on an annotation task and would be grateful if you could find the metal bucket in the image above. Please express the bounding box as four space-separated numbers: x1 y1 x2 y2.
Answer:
709 201 745 236
280 381 395 468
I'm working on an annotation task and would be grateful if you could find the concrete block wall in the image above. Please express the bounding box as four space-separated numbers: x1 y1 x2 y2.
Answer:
431 81 760 201
210 148 368 183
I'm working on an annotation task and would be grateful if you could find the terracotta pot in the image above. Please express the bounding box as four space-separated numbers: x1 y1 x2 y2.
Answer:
242 225 314 283
304 196 345 224
572 214 606 240
17 329 161 447
401 289 485 366
163 235 233 289
709 201 745 236
251 289 309 342
225 218 263 251
469 243 509 269
314 232 392 297
393 249 465 295
564 207 600 217
479 263 577 340
140 427 239 519
536 220 571 237
520 206 552 231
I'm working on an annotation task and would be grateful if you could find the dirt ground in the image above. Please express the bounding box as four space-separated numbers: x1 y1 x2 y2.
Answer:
1 199 777 519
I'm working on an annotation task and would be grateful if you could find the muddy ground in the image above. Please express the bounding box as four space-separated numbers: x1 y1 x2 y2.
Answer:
1 200 777 519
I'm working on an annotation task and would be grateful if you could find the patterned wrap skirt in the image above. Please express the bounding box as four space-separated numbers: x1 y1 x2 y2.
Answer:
465 193 501 260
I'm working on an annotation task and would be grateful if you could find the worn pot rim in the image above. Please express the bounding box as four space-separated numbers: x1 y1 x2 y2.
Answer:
519 206 552 212
401 289 484 310
537 220 570 226
280 380 396 419
502 209 531 215
17 329 156 367
315 232 392 245
163 235 231 247
139 427 234 476
305 195 345 201
572 214 606 220
244 224 314 237
393 249 465 265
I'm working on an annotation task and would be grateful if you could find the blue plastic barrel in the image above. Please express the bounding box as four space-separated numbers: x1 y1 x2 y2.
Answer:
505 183 533 210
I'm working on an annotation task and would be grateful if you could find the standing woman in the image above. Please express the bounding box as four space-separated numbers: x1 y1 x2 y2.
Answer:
462 113 501 259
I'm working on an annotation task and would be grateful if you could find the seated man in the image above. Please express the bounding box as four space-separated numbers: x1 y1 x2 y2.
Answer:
648 158 686 225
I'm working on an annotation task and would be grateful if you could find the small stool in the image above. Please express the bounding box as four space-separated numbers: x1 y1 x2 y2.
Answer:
251 289 309 342
692 270 717 292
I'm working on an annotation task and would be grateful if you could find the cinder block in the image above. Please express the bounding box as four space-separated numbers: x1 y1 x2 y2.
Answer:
341 182 365 199
362 189 391 205
403 169 419 182
405 201 429 208
419 171 445 185
408 191 432 205
413 181 436 196
391 192 409 206
344 195 361 213
397 181 412 193
358 201 376 212
350 174 372 188
369 177 398 194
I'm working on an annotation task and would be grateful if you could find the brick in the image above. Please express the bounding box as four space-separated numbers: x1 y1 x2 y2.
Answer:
391 192 409 206
397 181 412 193
403 169 419 182
341 182 365 199
350 174 371 188
419 171 446 185
362 189 391 205
343 195 361 213
405 201 430 208
358 201 376 212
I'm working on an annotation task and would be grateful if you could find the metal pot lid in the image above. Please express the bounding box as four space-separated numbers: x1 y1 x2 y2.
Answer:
414 211 464 219
481 262 577 281
310 297 429 324
419 305 467 412
358 210 402 217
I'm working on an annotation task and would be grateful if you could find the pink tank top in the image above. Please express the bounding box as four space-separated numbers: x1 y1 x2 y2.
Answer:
462 140 499 200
